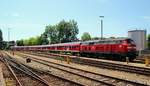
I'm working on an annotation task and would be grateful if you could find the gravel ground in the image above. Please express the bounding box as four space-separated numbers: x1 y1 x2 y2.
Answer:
8 53 104 86
0 63 6 86
0 60 17 86
14 52 150 85
0 58 48 86
5 52 83 86
26 51 150 68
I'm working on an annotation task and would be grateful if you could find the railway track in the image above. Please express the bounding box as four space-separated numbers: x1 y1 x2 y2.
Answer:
24 51 150 76
0 56 23 86
0 52 50 86
14 52 148 86
3 52 87 86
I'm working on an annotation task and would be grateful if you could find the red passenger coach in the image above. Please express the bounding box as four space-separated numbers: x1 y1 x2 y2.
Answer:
46 42 81 53
13 42 81 53
12 38 137 61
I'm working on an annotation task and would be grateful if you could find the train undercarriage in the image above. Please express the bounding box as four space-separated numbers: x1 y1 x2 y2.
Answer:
36 50 137 61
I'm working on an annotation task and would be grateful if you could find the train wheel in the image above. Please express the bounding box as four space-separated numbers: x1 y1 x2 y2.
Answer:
129 57 134 62
120 57 126 62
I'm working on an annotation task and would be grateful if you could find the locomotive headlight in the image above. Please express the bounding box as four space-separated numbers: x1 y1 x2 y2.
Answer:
127 46 135 49
127 47 131 49
119 45 122 48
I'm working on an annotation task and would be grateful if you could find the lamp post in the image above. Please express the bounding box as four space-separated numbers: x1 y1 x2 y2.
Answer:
7 28 11 49
99 16 104 39
8 28 10 42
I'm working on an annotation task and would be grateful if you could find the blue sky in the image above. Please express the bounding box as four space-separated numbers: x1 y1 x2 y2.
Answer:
0 0 150 41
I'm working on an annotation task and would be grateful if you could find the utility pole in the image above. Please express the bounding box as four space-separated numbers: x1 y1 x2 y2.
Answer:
99 16 104 39
8 28 10 42
7 28 11 48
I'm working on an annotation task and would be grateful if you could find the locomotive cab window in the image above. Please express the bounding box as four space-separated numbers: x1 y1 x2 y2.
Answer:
89 42 94 45
126 39 135 44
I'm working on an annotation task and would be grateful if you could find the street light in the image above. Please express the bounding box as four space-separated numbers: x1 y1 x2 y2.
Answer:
99 16 104 39
7 28 11 48
8 28 10 42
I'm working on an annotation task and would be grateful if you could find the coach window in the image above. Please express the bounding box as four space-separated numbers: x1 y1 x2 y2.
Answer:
74 46 76 49
72 46 74 49
69 46 71 49
89 47 91 50
75 46 77 49
76 46 78 49
85 47 87 50
76 46 79 49
69 46 72 49
89 42 94 45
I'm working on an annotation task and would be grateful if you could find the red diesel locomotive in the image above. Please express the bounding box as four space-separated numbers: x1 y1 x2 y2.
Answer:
12 38 137 61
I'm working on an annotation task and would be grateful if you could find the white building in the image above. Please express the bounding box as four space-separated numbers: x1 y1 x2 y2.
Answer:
128 30 146 51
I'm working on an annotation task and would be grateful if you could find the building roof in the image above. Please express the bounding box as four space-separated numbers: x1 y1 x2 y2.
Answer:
128 30 146 32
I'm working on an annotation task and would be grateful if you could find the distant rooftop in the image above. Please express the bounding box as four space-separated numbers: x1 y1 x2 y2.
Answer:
128 29 146 32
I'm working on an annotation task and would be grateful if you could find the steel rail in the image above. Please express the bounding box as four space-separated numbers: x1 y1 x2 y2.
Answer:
2 53 50 86
27 51 150 76
4 52 85 86
17 53 148 86
7 58 49 86
14 53 115 86
0 57 23 86
8 60 49 85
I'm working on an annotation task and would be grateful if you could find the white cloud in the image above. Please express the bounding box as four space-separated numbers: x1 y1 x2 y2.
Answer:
143 16 150 20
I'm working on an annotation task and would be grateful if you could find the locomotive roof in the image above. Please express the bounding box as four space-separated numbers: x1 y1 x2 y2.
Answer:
12 38 132 48
12 41 81 48
82 38 129 43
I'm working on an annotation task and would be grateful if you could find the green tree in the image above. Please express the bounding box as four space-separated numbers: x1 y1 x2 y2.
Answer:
40 34 49 45
23 39 29 46
81 32 91 41
44 25 59 44
17 34 49 46
16 39 24 46
0 29 3 49
26 37 39 45
148 34 150 50
44 19 79 43
109 36 115 39
35 36 42 45
32 36 46 45
57 20 79 43
16 19 78 46
2 41 7 49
